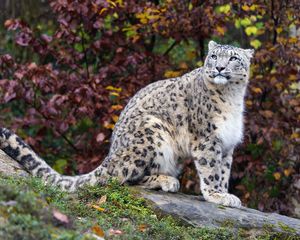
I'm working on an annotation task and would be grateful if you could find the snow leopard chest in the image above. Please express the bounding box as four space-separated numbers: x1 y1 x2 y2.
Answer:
215 108 244 152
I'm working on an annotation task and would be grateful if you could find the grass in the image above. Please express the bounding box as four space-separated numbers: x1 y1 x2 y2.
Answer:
0 175 298 240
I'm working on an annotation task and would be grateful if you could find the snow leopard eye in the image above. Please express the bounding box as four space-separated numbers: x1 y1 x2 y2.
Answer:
211 54 217 60
229 56 238 61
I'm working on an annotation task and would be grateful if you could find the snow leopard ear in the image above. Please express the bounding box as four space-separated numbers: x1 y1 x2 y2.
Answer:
243 49 255 59
208 41 219 51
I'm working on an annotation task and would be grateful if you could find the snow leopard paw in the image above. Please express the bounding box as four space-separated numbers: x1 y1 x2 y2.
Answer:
205 192 242 208
159 175 180 193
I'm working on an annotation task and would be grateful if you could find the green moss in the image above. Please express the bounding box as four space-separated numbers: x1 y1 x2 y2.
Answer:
258 223 299 240
277 222 297 234
220 219 235 228
0 175 297 240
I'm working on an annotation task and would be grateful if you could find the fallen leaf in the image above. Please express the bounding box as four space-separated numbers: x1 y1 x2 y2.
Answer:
92 225 105 237
92 205 105 212
52 209 69 224
138 224 149 232
97 195 107 205
109 229 123 235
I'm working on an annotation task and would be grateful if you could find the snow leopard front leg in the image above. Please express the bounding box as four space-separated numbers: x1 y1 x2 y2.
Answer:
192 139 241 208
219 148 234 193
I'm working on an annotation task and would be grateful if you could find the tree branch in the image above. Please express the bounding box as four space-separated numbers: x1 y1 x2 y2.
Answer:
163 41 178 56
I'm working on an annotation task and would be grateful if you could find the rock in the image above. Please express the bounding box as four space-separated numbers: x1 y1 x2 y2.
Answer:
0 149 299 236
139 189 300 236
0 149 28 177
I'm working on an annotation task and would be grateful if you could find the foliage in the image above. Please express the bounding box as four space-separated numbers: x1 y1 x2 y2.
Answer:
0 0 299 216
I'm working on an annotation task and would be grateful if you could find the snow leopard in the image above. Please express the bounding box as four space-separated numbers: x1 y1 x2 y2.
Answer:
0 41 254 208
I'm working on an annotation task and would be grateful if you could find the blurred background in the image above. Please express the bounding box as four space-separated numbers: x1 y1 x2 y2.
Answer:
0 0 299 217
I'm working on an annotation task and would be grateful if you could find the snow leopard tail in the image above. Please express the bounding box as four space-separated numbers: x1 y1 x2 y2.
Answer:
0 127 109 192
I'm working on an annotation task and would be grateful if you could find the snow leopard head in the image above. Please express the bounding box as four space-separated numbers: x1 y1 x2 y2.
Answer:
204 41 254 85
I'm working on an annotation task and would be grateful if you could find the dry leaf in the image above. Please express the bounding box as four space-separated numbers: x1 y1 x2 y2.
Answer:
108 229 123 235
138 224 149 232
52 209 69 224
92 205 105 212
97 195 107 205
92 225 105 237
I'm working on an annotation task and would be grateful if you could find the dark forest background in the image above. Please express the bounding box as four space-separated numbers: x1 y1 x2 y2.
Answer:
0 0 299 217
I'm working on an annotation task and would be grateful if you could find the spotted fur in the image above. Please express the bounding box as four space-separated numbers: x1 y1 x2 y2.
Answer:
0 41 253 208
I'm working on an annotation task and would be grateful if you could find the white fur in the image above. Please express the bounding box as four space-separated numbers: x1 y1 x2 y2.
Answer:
208 40 219 50
155 141 179 177
215 103 244 152
213 76 228 85
152 122 193 178
146 117 180 177
176 127 191 157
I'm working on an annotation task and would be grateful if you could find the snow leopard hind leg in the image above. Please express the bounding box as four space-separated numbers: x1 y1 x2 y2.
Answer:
105 116 181 193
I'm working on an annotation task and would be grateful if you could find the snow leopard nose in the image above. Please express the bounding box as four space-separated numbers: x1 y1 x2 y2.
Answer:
216 66 225 72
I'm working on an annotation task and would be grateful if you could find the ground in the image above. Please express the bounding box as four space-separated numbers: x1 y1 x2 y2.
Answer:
0 174 297 240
